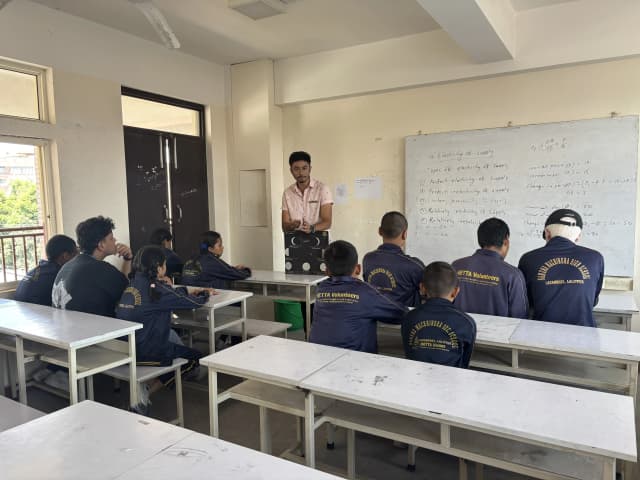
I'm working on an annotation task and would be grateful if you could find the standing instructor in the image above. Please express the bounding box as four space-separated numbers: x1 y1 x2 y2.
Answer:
282 151 333 233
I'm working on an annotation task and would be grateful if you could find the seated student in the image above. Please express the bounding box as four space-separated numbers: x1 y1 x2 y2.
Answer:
518 209 604 327
363 211 425 308
182 231 251 289
451 218 528 318
15 235 78 306
116 245 214 411
52 216 133 317
402 262 477 368
309 240 407 353
149 228 183 280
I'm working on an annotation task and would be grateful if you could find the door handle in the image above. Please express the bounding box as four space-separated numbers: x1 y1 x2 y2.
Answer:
173 137 178 170
176 203 183 222
159 137 164 169
163 204 169 223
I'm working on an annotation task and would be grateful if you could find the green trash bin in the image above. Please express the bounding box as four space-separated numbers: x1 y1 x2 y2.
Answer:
274 299 304 331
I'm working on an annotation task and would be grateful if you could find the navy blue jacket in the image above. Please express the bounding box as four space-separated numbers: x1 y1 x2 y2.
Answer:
116 273 208 359
402 297 477 368
14 260 60 306
452 249 528 319
163 247 183 279
363 244 425 308
310 276 408 353
181 253 251 289
518 237 604 327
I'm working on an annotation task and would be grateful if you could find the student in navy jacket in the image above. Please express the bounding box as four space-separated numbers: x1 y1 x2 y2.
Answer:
182 231 251 289
116 245 215 410
452 218 528 318
518 209 604 327
402 262 477 368
309 240 407 353
15 235 78 306
363 211 425 308
150 228 183 280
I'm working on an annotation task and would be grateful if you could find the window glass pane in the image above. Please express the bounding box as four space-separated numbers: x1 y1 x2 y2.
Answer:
0 69 40 120
122 95 200 136
0 142 46 283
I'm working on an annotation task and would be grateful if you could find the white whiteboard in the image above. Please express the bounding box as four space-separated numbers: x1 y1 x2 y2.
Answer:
405 116 638 276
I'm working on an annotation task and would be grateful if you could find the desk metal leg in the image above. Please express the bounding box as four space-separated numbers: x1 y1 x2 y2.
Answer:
603 458 616 480
209 309 216 354
305 286 311 341
128 334 138 408
346 428 356 479
259 406 272 454
68 348 78 404
241 300 247 342
15 336 27 404
209 369 219 437
304 391 315 468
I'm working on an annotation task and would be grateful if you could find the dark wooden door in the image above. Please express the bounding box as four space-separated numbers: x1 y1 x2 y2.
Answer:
124 128 169 255
169 134 209 261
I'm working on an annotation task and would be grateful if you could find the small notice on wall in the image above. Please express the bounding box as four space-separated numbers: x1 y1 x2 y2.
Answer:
334 183 348 205
354 176 382 200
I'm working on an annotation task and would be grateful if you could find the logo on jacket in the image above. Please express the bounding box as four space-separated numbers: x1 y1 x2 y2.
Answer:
536 257 591 285
367 268 397 291
118 287 142 309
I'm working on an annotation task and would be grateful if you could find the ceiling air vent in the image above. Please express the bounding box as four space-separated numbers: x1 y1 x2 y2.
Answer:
228 0 295 20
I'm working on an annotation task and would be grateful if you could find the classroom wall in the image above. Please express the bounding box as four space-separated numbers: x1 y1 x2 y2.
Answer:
229 60 285 270
275 0 640 104
281 57 640 292
0 0 231 259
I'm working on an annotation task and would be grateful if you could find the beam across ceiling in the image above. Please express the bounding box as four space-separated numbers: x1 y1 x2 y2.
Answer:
416 0 515 63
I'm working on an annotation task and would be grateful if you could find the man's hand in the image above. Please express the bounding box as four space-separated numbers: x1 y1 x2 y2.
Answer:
235 264 248 270
116 243 133 261
158 275 173 285
300 221 312 233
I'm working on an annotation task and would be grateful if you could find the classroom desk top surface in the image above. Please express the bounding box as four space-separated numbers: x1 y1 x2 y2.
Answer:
595 290 639 314
201 288 253 308
0 396 44 433
238 269 328 285
299 350 637 461
0 401 192 480
200 335 348 387
117 428 342 480
471 313 640 360
0 401 341 480
0 301 141 349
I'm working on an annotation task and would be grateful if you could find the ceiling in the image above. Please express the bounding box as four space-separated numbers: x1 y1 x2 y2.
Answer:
30 0 578 65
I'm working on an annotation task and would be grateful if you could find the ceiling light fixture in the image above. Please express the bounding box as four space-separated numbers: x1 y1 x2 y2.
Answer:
228 0 296 20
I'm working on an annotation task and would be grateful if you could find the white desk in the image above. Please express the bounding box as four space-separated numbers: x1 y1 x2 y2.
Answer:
200 335 347 437
117 425 342 480
380 313 640 399
173 289 252 353
0 301 141 406
0 400 341 480
234 270 327 339
300 351 637 479
0 396 43 432
595 290 639 331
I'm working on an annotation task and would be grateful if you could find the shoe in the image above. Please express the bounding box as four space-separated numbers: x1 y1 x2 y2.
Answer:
32 367 53 382
43 371 70 392
137 382 151 407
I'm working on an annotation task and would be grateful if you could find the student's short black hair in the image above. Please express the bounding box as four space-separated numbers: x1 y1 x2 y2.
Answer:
150 228 172 245
422 261 459 298
289 151 311 166
75 216 115 254
324 240 358 276
200 231 221 254
45 235 77 262
477 217 510 248
380 211 408 238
